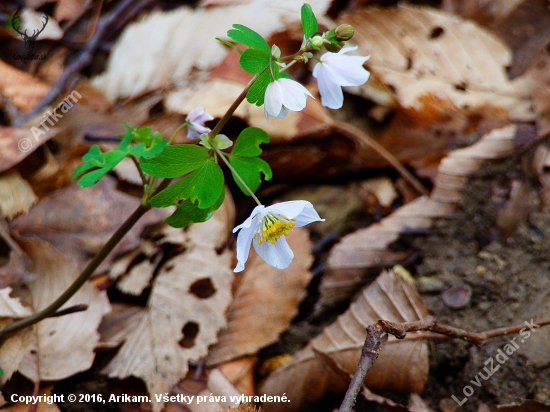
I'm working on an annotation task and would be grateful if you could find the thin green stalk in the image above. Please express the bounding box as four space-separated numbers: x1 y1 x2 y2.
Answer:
213 145 262 206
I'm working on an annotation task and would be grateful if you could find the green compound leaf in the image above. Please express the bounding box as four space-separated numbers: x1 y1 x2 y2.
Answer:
149 159 224 209
246 62 279 106
164 189 225 228
227 24 270 54
230 156 272 194
229 127 272 195
140 145 209 178
240 48 270 74
73 145 127 188
301 4 318 39
73 124 168 187
232 127 270 157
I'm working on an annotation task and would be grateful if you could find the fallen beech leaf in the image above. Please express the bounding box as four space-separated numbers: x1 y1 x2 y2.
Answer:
13 236 111 381
0 170 38 220
320 125 518 307
524 49 550 137
0 127 57 172
0 287 33 385
218 356 256 396
101 204 235 412
92 0 331 101
207 228 313 365
345 6 533 122
260 269 429 412
10 175 167 273
0 60 50 112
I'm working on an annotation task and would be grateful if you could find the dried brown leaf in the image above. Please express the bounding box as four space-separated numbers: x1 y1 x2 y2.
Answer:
207 228 313 365
0 127 57 172
10 176 167 273
12 236 111 381
533 144 550 211
0 61 50 112
260 269 429 412
320 124 517 307
0 170 38 220
92 0 331 101
345 6 533 122
101 205 235 412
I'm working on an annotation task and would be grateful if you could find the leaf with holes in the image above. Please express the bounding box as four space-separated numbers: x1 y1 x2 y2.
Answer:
99 201 235 412
260 269 429 412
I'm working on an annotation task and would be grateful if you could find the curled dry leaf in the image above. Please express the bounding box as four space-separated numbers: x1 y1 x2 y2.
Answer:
0 170 38 220
92 0 331 101
10 176 167 273
260 269 429 412
345 6 533 122
0 60 50 112
207 228 313 365
320 125 517 307
0 287 33 385
100 203 235 412
11 236 111 381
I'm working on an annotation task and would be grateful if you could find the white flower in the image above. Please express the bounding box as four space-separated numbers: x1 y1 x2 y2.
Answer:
233 200 324 272
264 78 314 121
312 46 370 109
186 106 214 139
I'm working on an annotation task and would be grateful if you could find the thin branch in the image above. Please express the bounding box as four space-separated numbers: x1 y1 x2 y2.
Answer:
332 120 429 197
339 316 550 412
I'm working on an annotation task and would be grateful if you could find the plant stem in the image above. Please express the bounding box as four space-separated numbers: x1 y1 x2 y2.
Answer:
213 146 262 206
0 178 172 342
169 122 188 144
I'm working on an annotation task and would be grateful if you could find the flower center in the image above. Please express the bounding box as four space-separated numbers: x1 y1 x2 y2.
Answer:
256 213 296 245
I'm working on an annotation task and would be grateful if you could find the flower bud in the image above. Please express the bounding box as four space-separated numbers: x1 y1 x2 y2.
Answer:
271 44 281 60
335 24 354 41
324 41 344 53
310 35 324 48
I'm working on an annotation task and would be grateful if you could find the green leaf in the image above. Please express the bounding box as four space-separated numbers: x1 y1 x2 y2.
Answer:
229 127 271 195
230 156 272 194
140 145 209 178
216 37 244 54
227 24 270 53
73 124 169 187
240 49 270 74
231 127 270 157
301 4 318 39
164 189 225 228
74 147 126 187
246 62 278 106
149 159 224 209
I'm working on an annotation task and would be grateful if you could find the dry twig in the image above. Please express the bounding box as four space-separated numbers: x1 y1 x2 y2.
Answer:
339 316 550 412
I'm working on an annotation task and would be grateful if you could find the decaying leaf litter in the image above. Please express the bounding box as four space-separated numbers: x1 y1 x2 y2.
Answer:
1 0 550 411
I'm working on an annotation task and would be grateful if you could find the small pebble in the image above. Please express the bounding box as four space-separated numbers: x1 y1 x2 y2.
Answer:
417 276 446 293
441 284 472 309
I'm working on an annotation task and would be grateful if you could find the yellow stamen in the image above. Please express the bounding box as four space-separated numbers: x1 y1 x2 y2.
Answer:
255 213 295 245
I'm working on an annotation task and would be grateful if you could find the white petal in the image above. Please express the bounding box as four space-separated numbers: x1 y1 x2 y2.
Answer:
276 106 289 119
233 205 264 233
253 236 294 270
264 81 283 119
233 206 264 273
294 205 324 227
266 200 311 219
316 66 344 109
234 225 255 273
278 79 313 111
